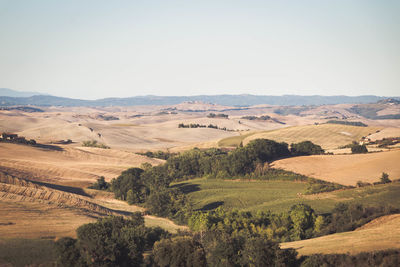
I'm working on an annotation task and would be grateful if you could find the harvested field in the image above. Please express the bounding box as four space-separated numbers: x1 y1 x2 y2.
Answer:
281 214 400 255
0 172 186 239
243 124 382 149
271 150 400 186
0 143 162 186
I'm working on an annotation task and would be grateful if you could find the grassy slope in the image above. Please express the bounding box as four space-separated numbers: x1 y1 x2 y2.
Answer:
175 178 400 214
0 238 56 267
218 124 382 149
281 214 400 255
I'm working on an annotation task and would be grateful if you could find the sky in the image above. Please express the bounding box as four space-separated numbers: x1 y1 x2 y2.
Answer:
0 0 399 99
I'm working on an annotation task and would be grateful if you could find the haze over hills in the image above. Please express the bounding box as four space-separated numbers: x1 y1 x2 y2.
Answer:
0 88 48 98
0 88 398 107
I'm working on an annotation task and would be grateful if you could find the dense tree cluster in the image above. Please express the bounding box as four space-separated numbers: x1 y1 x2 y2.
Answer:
207 113 229 118
290 141 324 156
241 115 271 120
301 250 400 267
319 203 398 235
326 120 368 127
55 209 400 267
137 150 177 160
188 205 320 243
88 176 110 191
178 123 233 131
54 214 169 267
108 139 338 223
351 144 368 154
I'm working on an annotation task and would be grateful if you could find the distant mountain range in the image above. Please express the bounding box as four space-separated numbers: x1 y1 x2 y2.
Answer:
0 88 48 97
0 88 398 107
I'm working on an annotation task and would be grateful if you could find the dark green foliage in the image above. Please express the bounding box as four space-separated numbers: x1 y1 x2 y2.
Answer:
54 214 169 267
111 168 147 203
290 141 324 156
77 215 146 266
55 237 85 267
88 176 110 191
326 120 368 127
111 139 339 223
207 113 228 118
137 150 177 160
152 236 207 267
321 203 398 235
241 115 270 120
300 250 400 267
289 204 316 240
305 179 346 194
202 231 298 267
82 140 110 149
188 205 318 243
146 188 191 224
202 231 245 266
178 123 233 131
240 237 280 266
351 144 368 154
380 172 392 184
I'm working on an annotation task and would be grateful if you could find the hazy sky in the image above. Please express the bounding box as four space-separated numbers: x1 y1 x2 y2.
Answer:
0 0 399 99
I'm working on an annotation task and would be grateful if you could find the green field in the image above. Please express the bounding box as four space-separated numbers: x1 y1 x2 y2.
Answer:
174 178 400 214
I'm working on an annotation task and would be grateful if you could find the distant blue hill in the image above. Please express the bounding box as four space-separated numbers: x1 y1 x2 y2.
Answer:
0 88 47 97
0 88 398 107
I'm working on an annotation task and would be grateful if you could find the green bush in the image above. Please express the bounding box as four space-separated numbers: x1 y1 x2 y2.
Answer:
351 144 368 154
82 140 110 149
290 141 325 156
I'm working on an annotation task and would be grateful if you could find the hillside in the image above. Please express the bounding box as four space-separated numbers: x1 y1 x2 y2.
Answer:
0 92 392 107
174 178 400 214
219 124 382 149
271 150 400 186
0 172 186 239
281 214 400 255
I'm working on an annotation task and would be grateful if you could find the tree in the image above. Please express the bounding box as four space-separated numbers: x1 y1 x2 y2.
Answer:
289 204 316 240
380 172 392 184
54 237 85 267
290 141 324 156
152 236 207 267
111 167 146 202
351 144 368 154
76 215 146 267
240 237 279 266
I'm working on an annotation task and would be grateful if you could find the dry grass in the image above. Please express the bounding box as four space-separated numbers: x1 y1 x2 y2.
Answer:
243 124 382 149
281 214 400 255
0 143 162 186
271 150 400 186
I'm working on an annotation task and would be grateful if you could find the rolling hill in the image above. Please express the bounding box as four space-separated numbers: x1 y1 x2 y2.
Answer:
271 150 400 186
281 214 400 255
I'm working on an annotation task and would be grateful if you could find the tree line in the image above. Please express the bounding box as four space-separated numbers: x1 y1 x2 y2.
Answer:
55 212 400 266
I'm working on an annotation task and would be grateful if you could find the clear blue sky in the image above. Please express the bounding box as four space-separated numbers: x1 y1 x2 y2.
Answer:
0 0 399 99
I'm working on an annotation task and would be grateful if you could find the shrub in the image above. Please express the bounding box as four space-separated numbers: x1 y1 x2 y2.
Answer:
380 172 392 184
82 140 110 149
290 141 325 156
351 144 368 154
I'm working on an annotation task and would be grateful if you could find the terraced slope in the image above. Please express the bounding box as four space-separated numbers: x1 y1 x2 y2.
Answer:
0 172 187 238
